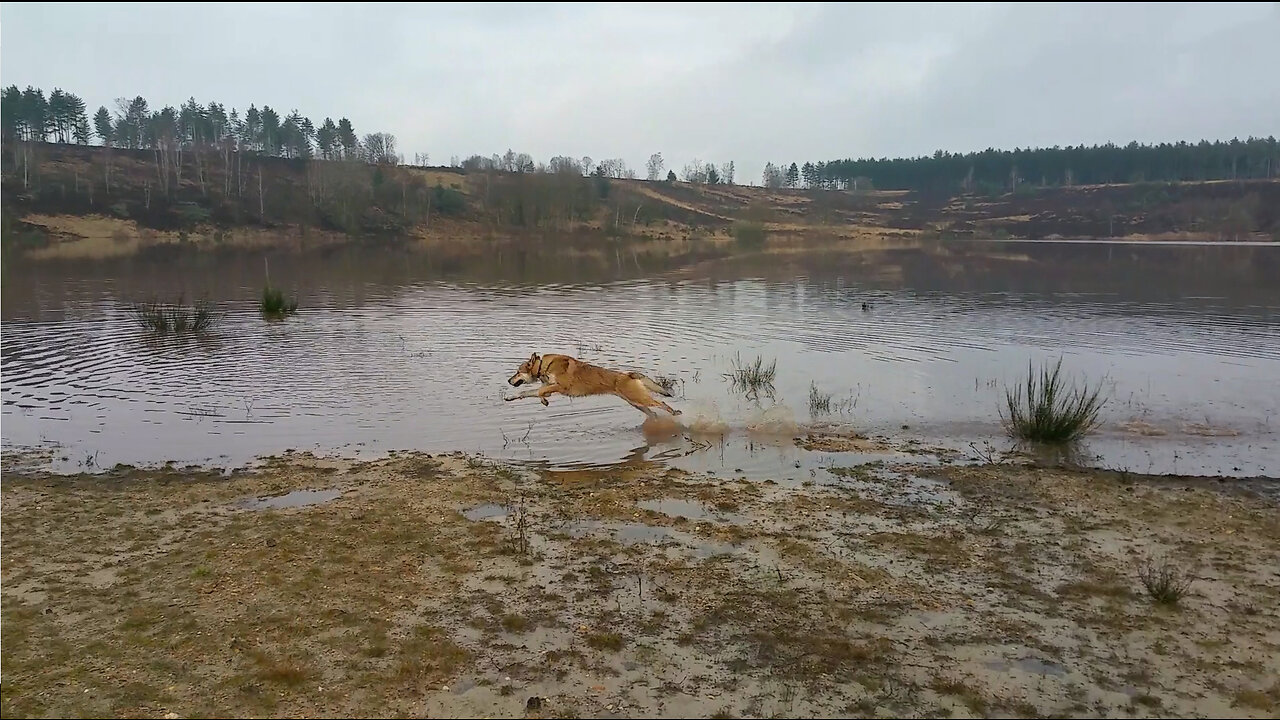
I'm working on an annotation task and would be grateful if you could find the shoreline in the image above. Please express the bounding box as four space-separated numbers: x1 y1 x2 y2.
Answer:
3 448 1278 718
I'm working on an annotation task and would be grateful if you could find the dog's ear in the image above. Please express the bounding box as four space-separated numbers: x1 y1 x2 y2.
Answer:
529 352 539 362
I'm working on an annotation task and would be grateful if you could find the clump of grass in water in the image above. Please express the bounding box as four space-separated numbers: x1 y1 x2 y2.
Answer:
732 220 767 250
1138 557 1193 606
1000 357 1105 443
724 353 777 398
808 381 833 416
261 285 299 317
128 295 220 334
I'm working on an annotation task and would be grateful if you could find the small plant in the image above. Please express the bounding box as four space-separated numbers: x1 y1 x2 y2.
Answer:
732 220 767 250
1000 357 1106 442
723 353 777 399
261 284 299 317
502 495 531 560
1138 557 1193 606
654 374 682 397
129 295 220 334
808 381 833 416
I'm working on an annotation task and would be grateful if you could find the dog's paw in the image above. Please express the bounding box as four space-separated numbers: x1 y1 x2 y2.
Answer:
540 397 549 406
671 409 683 416
503 395 516 402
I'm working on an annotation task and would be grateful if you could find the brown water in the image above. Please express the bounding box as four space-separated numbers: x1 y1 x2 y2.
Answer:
2 241 1278 478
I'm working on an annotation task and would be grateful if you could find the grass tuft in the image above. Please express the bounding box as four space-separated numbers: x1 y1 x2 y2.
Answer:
261 285 299 317
724 354 777 399
1000 357 1105 442
1138 558 1193 606
128 295 220 334
808 381 833 416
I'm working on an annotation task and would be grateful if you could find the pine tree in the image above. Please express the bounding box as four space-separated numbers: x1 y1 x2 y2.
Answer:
337 117 357 158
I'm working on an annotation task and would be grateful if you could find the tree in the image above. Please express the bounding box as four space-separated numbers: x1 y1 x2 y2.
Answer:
259 106 280 154
580 156 592 177
316 118 337 159
22 86 49 142
595 158 631 179
207 102 228 142
47 88 71 142
242 105 261 151
681 159 707 183
363 132 398 165
666 169 676 182
706 163 720 184
785 162 799 188
0 86 20 142
646 152 664 181
72 107 92 144
112 95 149 149
91 105 111 146
762 162 784 189
548 156 580 174
801 161 818 188
723 161 735 185
337 117 357 158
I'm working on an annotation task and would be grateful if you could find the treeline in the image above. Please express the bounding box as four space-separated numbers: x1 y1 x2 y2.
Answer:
1 84 400 164
773 138 1280 193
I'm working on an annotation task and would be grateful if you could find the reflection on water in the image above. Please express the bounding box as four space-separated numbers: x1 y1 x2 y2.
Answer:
2 241 1278 478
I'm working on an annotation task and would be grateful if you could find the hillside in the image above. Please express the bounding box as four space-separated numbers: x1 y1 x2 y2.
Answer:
2 142 1277 262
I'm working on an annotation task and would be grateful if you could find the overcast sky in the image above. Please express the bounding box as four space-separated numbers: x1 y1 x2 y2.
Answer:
3 2 1277 183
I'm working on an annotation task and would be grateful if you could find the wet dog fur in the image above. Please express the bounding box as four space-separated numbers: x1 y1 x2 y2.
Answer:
505 352 681 418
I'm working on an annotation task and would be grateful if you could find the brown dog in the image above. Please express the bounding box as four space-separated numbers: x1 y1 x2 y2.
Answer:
505 352 681 418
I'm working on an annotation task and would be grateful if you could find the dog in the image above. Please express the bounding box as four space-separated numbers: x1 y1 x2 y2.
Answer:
505 352 681 418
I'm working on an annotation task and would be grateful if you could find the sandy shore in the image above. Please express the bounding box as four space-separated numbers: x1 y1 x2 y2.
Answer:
2 445 1278 718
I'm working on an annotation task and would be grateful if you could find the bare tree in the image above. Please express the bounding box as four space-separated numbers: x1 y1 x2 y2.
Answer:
681 159 708 184
646 152 664 181
363 132 398 165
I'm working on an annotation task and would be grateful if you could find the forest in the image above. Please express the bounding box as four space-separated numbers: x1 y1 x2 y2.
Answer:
783 137 1279 193
6 83 1277 197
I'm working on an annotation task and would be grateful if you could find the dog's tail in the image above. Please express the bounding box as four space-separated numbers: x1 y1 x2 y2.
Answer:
629 372 674 397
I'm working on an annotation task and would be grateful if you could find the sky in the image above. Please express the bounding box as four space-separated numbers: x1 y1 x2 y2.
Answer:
2 2 1278 184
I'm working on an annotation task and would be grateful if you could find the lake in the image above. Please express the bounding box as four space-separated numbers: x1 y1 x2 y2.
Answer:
2 240 1277 478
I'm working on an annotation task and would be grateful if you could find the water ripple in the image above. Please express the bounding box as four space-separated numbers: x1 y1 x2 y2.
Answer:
3 265 1278 477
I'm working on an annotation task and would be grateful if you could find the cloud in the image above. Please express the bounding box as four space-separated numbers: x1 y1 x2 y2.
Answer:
2 2 1275 184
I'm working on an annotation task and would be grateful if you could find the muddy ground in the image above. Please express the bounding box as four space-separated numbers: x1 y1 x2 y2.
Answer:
2 443 1278 719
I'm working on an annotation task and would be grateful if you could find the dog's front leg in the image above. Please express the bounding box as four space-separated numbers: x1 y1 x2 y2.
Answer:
504 387 544 402
534 384 564 406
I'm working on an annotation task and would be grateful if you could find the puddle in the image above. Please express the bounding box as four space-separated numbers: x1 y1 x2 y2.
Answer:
240 488 342 510
637 497 710 520
566 520 738 558
463 503 508 521
984 657 1069 677
637 497 752 525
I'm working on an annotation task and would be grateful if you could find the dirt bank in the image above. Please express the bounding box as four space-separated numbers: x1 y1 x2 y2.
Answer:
2 450 1277 718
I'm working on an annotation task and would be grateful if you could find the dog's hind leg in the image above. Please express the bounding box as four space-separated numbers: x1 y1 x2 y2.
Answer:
620 381 679 417
627 401 658 419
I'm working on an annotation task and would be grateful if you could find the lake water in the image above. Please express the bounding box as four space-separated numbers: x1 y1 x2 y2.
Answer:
3 241 1277 478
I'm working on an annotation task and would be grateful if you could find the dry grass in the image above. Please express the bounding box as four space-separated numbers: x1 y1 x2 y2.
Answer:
3 452 1279 718
1137 557 1194 606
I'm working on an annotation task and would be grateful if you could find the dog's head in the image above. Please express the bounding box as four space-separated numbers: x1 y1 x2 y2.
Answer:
508 353 541 387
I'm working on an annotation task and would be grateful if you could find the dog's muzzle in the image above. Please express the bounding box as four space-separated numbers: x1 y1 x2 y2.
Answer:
509 376 524 387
